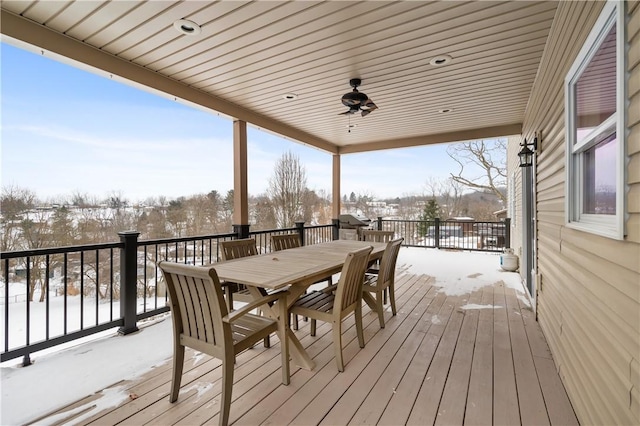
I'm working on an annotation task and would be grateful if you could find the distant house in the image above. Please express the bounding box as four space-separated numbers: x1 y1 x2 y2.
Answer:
493 209 507 220
426 225 463 239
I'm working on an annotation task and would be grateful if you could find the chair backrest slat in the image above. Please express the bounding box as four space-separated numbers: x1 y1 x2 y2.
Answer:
271 234 301 251
220 238 258 261
334 246 373 311
361 230 394 243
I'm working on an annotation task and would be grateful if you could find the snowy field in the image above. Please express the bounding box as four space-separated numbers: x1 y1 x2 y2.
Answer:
0 247 526 425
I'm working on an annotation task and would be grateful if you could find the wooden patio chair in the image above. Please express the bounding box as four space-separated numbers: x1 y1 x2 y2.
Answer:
361 230 395 302
289 245 373 372
361 229 395 243
362 237 403 328
271 233 302 251
219 238 259 311
157 261 289 426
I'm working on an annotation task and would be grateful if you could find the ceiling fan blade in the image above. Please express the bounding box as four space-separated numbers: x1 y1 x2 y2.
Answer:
361 99 378 117
339 109 356 115
364 99 377 109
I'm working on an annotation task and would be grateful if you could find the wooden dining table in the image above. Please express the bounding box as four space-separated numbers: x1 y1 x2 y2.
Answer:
212 239 387 371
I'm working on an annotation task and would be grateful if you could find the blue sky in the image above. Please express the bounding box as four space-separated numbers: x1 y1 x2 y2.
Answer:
2 42 468 203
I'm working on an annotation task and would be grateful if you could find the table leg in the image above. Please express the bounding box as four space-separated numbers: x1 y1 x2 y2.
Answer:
246 286 316 371
287 328 315 370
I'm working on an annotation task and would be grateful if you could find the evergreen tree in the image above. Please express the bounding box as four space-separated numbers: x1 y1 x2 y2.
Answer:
418 199 440 237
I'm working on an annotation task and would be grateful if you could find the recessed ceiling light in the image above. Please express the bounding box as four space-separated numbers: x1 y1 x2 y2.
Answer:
438 108 454 113
429 55 453 66
282 93 298 100
173 19 202 36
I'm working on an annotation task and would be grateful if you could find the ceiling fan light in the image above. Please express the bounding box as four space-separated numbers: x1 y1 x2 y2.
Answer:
342 91 367 106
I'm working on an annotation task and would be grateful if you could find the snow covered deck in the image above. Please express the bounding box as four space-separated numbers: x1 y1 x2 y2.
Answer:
2 248 578 425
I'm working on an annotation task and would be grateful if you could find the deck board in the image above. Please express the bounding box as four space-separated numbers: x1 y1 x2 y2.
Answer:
435 289 483 425
405 293 466 426
377 289 452 426
505 287 550 426
492 281 521 425
464 285 495 426
33 268 578 426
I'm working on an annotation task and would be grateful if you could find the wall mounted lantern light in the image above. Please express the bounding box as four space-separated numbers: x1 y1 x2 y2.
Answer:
518 135 538 167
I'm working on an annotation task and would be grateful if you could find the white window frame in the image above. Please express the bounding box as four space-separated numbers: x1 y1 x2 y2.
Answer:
565 0 626 240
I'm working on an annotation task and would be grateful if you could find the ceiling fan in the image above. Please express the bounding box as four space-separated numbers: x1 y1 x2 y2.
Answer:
339 78 378 117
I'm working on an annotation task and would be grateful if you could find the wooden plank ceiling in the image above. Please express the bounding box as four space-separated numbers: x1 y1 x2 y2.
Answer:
0 1 558 154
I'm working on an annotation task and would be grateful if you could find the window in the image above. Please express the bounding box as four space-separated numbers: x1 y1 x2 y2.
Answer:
565 0 626 239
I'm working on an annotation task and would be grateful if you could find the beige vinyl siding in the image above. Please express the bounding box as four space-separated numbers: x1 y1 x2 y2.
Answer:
506 135 524 260
519 1 640 425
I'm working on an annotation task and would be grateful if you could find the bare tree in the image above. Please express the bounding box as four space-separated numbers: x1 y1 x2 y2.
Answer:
267 151 308 228
424 177 465 218
447 139 506 203
354 191 377 218
391 193 422 220
251 194 277 230
1 186 37 252
312 189 332 225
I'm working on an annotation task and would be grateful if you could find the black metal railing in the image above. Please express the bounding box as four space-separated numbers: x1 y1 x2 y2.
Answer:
376 217 510 251
0 219 507 364
0 223 336 364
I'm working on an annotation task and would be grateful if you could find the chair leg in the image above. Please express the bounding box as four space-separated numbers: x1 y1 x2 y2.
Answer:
169 344 185 402
383 287 388 304
219 354 235 426
376 290 385 328
224 286 234 312
264 335 271 348
310 319 317 336
277 296 290 385
389 284 397 316
332 321 344 372
356 303 365 348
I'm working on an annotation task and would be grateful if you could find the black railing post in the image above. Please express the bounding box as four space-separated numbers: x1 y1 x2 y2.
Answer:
118 231 140 336
295 221 306 246
332 219 340 240
434 218 440 249
233 224 250 239
377 216 383 230
505 218 511 248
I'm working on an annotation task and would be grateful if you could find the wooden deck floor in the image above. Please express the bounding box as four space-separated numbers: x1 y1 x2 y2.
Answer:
33 268 578 425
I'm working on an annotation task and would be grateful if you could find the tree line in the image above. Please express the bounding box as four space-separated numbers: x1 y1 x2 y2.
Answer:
2 142 506 302
2 140 507 253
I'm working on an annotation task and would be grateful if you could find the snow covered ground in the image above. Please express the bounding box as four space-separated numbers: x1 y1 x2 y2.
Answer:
0 247 526 425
